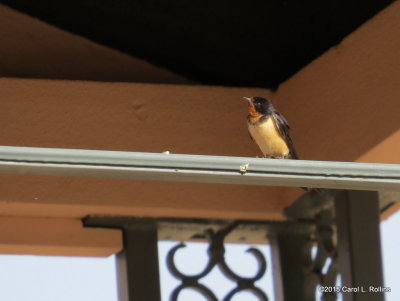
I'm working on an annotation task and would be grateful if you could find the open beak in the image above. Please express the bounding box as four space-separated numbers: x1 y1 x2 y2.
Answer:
243 97 256 115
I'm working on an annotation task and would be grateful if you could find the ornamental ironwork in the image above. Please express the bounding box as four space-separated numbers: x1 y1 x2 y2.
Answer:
305 209 339 301
166 222 269 301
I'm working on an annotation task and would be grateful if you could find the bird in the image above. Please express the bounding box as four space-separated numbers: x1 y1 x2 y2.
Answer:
244 96 322 194
244 96 298 159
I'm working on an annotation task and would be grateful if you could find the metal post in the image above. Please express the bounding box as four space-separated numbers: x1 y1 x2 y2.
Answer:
270 224 315 301
335 191 384 301
84 218 162 301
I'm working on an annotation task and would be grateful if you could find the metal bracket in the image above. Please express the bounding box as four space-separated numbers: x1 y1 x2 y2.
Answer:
279 189 385 301
84 189 386 301
84 217 162 301
84 217 273 301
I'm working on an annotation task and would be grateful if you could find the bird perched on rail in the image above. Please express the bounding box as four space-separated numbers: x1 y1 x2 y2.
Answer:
244 96 298 159
244 96 322 193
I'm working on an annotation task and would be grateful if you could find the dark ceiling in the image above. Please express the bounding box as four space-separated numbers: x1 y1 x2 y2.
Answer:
1 0 394 88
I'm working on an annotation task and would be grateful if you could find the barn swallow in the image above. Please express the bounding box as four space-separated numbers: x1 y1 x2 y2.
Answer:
244 96 322 193
244 96 298 159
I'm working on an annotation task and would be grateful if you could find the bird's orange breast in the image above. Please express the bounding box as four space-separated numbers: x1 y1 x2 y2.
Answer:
247 117 290 158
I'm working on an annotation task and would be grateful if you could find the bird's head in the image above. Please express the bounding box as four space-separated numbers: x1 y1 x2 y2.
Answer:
243 96 273 116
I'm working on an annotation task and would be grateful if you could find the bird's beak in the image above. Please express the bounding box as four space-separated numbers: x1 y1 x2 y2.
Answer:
244 97 256 115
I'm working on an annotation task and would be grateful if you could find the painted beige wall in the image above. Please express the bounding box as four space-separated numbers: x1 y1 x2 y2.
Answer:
0 217 121 256
0 5 190 84
0 0 399 256
0 79 284 222
275 0 400 164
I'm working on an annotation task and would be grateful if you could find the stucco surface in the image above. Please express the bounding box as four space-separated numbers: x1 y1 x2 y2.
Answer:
0 5 190 84
0 1 399 255
276 0 400 164
0 216 121 256
0 79 288 221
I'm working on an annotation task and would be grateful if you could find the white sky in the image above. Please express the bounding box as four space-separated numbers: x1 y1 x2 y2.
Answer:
0 211 398 301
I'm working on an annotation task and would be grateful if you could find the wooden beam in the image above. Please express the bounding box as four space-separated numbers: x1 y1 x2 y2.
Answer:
358 130 400 164
0 0 399 226
0 4 189 84
275 0 400 164
0 217 122 256
0 78 281 221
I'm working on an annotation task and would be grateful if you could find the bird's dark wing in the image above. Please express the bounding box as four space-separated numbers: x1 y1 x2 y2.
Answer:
271 111 299 159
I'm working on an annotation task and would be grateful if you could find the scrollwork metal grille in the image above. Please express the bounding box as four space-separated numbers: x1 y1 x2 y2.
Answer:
304 209 339 301
166 222 269 301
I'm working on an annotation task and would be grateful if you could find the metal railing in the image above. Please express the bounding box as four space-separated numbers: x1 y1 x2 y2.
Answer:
0 145 399 191
0 145 390 300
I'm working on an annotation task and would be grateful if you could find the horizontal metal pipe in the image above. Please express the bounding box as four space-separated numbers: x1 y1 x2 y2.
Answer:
0 146 399 191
